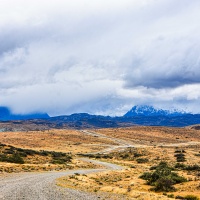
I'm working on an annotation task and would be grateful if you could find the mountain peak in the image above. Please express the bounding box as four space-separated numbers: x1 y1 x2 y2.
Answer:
124 105 186 117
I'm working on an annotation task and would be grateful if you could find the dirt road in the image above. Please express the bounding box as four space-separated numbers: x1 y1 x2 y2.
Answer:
0 159 123 200
0 130 126 200
81 130 149 154
81 130 200 154
2 129 196 200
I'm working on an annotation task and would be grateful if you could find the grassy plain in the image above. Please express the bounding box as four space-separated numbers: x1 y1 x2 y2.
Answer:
0 126 200 199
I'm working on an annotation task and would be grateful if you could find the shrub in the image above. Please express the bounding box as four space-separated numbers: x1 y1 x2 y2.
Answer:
175 153 186 162
174 149 186 153
139 172 152 180
0 153 24 164
51 152 72 164
175 195 185 199
184 195 199 200
174 153 185 158
185 165 200 171
140 162 187 192
39 150 49 156
120 153 129 159
102 155 113 159
134 152 143 157
0 144 72 165
136 158 149 163
167 194 174 198
174 163 186 169
10 153 25 164
150 165 157 170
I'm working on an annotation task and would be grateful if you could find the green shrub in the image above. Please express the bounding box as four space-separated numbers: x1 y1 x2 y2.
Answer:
0 144 72 165
150 165 157 170
120 153 129 159
136 158 149 163
184 195 199 200
139 172 152 180
140 162 187 192
174 149 186 153
134 152 143 157
185 165 200 171
175 153 186 162
10 153 25 164
0 153 24 164
174 163 186 169
102 155 113 159
167 194 174 198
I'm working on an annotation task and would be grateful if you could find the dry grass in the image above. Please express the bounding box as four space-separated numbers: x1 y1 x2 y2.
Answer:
94 126 200 145
57 165 171 199
0 129 117 154
1 126 200 199
59 144 200 199
0 129 116 173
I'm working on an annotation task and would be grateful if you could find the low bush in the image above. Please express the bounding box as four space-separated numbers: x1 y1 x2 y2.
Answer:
185 165 200 171
133 152 143 157
183 195 199 200
174 149 186 153
174 163 186 169
136 158 149 163
0 153 24 164
175 153 186 162
0 143 72 164
140 162 187 192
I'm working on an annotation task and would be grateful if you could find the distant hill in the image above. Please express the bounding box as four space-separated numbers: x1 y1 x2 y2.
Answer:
0 107 49 121
124 105 186 117
1 105 200 131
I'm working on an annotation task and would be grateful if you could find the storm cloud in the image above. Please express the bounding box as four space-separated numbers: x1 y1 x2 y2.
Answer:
0 0 200 115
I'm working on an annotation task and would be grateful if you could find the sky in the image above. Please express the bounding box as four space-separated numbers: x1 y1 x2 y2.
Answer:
0 0 200 116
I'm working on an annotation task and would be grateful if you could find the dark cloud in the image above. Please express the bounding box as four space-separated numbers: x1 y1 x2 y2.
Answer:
0 0 200 115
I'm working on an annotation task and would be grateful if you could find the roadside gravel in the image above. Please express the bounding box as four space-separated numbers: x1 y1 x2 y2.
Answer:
0 129 129 200
0 160 125 200
0 170 107 200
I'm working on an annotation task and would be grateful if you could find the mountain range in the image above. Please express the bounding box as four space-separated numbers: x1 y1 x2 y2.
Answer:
0 105 200 130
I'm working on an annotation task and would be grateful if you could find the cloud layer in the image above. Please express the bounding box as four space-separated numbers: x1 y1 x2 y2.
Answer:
1 0 200 116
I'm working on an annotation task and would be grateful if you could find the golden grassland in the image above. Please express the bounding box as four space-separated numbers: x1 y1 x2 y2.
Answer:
0 129 117 153
58 145 200 199
0 158 101 173
0 129 114 173
94 126 200 145
1 126 200 199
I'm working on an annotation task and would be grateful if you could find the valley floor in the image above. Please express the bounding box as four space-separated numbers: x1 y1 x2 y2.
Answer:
0 126 200 199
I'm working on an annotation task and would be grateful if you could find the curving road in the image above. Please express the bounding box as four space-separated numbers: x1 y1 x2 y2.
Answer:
0 129 141 200
80 130 146 154
81 130 200 153
2 129 194 199
0 158 123 200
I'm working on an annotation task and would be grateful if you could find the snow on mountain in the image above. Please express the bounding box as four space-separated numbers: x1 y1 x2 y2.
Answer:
124 105 187 117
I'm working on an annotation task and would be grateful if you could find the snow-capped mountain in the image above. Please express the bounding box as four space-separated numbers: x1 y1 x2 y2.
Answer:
124 105 187 117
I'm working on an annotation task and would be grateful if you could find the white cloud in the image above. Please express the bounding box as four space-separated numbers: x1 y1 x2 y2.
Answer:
0 0 200 115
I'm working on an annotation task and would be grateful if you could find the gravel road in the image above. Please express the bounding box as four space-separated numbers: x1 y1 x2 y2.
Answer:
80 130 146 154
0 159 124 200
0 129 133 200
